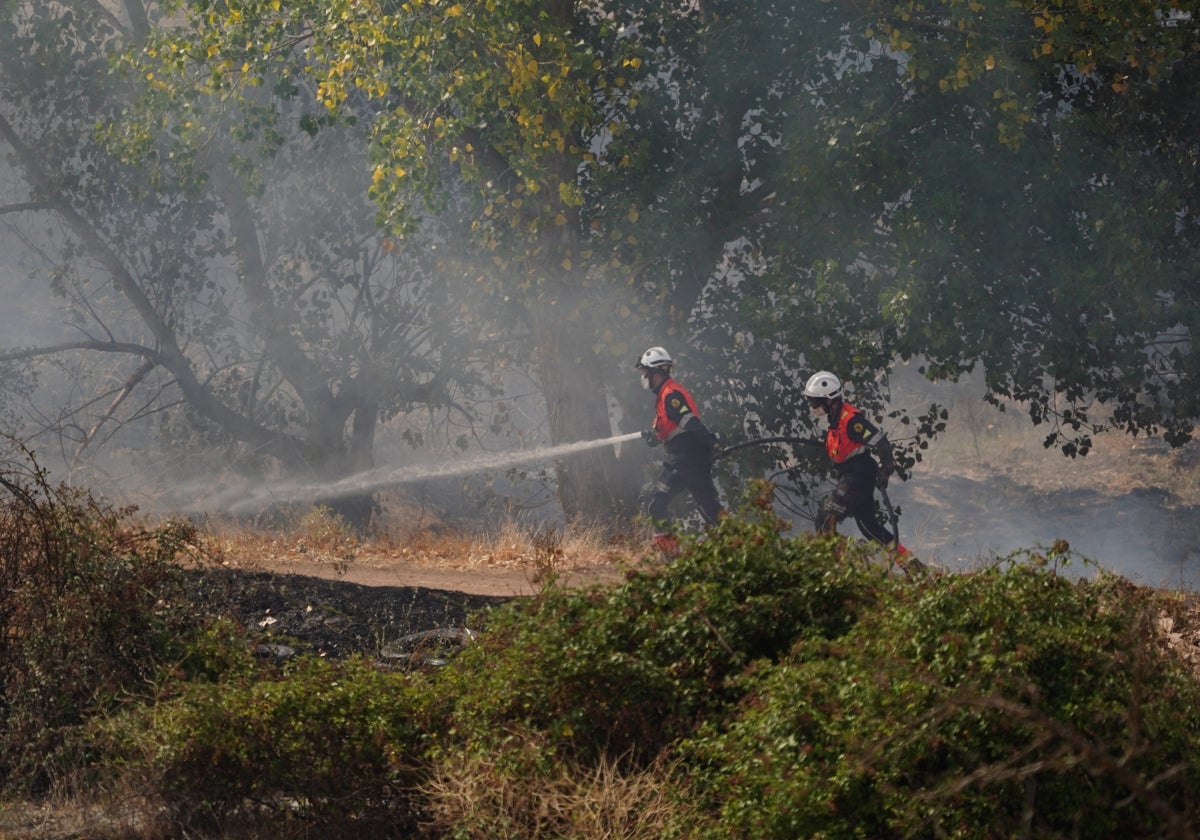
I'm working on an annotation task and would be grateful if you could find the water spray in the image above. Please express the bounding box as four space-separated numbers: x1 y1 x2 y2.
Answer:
211 431 643 515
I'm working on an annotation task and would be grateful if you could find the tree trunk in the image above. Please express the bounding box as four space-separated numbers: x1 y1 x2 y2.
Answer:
534 312 642 525
311 398 379 530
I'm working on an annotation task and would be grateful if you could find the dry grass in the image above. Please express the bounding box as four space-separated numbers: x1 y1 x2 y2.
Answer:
1154 591 1200 683
196 505 657 582
0 778 182 840
421 746 681 840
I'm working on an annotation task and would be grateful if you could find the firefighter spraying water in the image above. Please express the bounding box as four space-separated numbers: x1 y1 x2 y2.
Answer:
635 346 724 554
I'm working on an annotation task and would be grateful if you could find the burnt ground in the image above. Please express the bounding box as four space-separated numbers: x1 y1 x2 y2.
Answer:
183 567 515 663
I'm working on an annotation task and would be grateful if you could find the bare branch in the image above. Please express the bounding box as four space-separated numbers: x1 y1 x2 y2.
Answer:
0 110 309 467
0 202 53 217
74 357 156 461
0 340 157 364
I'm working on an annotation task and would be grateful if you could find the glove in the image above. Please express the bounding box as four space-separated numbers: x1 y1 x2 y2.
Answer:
641 429 660 447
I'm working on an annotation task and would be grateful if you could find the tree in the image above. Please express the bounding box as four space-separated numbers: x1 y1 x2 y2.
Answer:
790 0 1200 454
598 0 1200 472
0 1 484 515
118 0 684 519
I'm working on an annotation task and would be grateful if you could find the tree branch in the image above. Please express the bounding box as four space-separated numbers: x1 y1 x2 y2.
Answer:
64 0 128 37
0 110 309 468
0 202 53 216
74 357 156 461
0 340 158 364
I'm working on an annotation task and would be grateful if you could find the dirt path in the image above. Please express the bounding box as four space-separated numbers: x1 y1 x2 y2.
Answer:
229 557 626 597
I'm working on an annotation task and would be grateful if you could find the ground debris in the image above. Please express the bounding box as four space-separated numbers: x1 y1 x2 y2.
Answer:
183 567 511 660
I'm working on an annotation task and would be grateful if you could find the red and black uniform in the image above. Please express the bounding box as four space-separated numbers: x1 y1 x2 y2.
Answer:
645 377 723 526
818 400 902 548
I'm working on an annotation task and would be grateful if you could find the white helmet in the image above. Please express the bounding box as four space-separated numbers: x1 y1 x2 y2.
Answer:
636 346 674 371
803 371 842 400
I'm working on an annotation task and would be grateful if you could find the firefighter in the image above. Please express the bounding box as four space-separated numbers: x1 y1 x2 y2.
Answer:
636 347 723 549
803 370 911 556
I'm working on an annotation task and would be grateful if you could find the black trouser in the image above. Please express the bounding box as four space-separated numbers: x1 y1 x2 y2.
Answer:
817 463 895 545
646 453 723 527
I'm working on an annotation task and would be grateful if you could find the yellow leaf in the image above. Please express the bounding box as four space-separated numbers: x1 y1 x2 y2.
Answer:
561 257 573 270
533 33 542 46
984 55 995 70
627 206 639 222
445 3 463 17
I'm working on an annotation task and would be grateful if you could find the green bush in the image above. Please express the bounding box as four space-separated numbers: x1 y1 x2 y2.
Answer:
414 509 1200 837
98 655 432 836
430 506 877 766
675 549 1200 838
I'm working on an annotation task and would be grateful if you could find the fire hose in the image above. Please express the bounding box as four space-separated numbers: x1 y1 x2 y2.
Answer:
716 434 901 549
879 485 901 551
716 435 822 458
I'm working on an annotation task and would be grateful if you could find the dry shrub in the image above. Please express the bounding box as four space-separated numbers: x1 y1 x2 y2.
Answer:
422 745 679 840
0 442 205 795
0 784 178 840
198 504 361 574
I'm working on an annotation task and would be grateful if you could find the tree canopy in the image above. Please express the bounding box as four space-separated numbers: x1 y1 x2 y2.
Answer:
2 0 1198 523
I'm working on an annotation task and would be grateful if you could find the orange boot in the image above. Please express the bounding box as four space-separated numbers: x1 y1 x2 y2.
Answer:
895 543 926 574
